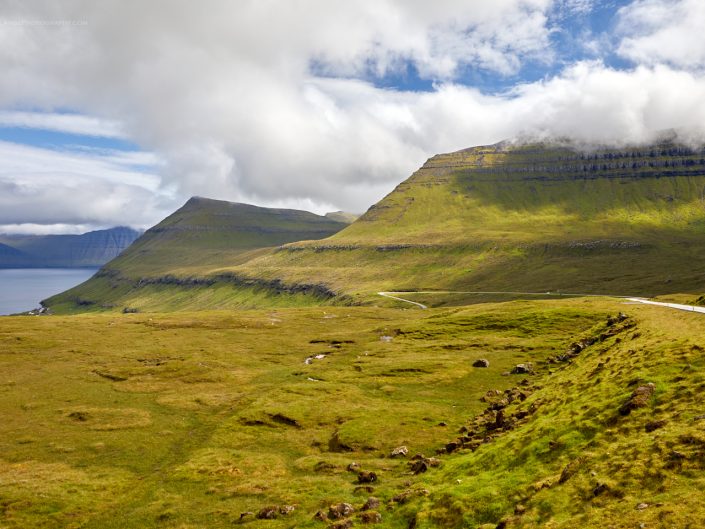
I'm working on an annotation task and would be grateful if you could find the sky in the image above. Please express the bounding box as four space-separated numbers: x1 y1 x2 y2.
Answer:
2 0 705 233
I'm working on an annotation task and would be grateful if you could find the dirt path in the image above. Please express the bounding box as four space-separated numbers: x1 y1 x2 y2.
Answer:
378 290 705 315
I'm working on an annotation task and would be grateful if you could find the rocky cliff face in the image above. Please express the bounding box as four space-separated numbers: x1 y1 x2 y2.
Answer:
0 227 141 268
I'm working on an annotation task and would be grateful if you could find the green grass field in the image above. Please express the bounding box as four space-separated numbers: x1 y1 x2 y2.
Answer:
3 297 705 528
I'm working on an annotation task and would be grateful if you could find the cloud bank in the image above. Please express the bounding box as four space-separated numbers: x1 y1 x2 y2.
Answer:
1 0 705 231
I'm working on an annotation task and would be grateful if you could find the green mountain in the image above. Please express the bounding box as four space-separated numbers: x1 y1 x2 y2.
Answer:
231 139 705 300
47 140 705 313
44 197 349 312
0 227 140 268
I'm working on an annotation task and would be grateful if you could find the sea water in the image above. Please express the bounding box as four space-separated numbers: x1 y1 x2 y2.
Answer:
0 268 98 315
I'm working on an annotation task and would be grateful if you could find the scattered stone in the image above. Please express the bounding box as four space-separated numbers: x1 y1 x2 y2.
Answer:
636 503 649 510
409 460 428 474
347 462 361 472
362 497 380 511
437 421 447 427
257 506 279 519
313 510 328 522
239 511 254 520
427 457 441 467
558 457 585 484
380 335 393 343
391 488 429 504
445 441 459 453
68 411 90 422
390 446 409 458
592 482 610 496
331 520 353 529
357 471 377 484
511 363 534 375
514 504 526 515
619 383 655 416
411 453 425 460
329 503 355 520
645 419 667 432
279 505 295 515
473 358 490 368
360 511 382 524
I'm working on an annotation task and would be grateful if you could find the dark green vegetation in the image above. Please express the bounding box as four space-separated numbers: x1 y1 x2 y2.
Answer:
2 299 705 528
0 227 140 268
45 198 349 313
47 140 705 313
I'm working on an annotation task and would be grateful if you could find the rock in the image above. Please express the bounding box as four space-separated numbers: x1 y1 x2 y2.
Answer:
331 520 353 529
592 482 610 496
636 503 649 510
279 505 295 515
256 506 279 519
329 502 355 519
511 363 534 375
514 504 526 515
645 419 667 432
558 457 585 484
411 453 425 460
360 511 382 524
392 488 429 504
619 383 655 416
410 460 428 474
390 445 409 458
473 359 490 368
427 457 441 467
313 510 328 521
445 441 459 453
239 511 254 519
347 462 361 472
362 497 380 511
357 471 377 484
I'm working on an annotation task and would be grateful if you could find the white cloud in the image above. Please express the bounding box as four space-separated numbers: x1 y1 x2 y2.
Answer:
0 111 127 138
617 0 705 69
0 141 171 227
1 1 705 233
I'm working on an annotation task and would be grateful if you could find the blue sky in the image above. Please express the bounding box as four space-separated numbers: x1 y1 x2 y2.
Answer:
1 0 705 233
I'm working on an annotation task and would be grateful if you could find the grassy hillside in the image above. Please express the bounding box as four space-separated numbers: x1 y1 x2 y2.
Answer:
44 197 348 313
2 298 705 527
230 141 705 300
47 140 705 313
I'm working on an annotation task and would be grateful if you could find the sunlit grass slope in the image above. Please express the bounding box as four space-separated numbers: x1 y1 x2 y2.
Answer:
2 299 705 527
233 140 705 299
45 197 348 312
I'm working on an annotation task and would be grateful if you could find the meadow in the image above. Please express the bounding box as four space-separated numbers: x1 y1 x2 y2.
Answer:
2 297 704 528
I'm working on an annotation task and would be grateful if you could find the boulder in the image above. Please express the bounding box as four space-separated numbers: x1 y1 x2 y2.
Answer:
256 506 279 520
390 446 408 458
360 511 382 524
357 471 377 484
362 497 380 511
619 383 655 416
329 503 355 520
511 363 534 375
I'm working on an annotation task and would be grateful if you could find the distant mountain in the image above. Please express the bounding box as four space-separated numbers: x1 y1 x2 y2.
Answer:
324 211 360 223
44 197 348 312
0 227 141 268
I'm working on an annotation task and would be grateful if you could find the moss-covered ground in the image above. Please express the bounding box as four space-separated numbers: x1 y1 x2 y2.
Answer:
2 298 705 527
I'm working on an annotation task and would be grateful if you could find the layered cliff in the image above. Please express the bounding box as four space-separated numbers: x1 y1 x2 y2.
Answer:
0 227 140 268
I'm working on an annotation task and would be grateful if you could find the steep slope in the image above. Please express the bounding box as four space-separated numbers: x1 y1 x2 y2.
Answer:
44 197 349 312
0 227 140 268
0 242 34 268
230 139 705 299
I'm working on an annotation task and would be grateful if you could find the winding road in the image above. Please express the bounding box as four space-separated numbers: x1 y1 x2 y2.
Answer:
378 290 705 315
